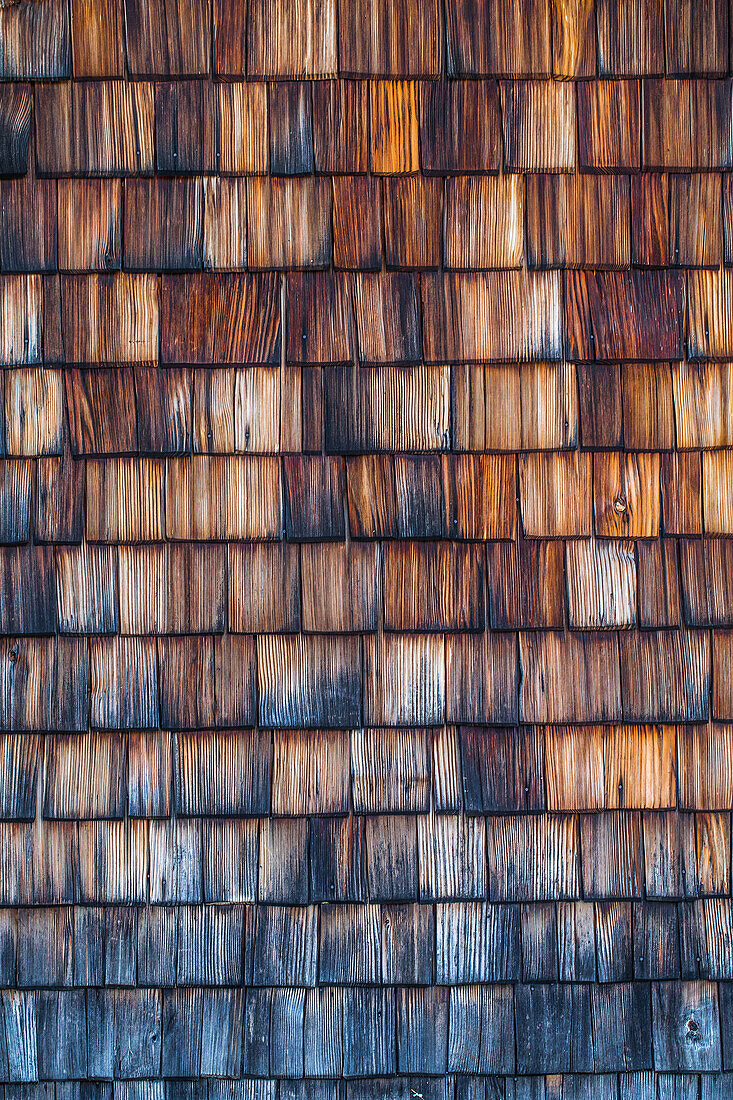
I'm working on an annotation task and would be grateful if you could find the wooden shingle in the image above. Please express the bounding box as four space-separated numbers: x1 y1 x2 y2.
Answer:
596 0 664 75
58 179 121 272
520 631 622 723
124 0 210 75
36 81 155 175
247 178 331 269
519 452 592 537
420 79 502 173
501 80 576 172
445 0 552 76
301 542 379 632
162 274 281 365
247 0 337 78
70 0 124 76
0 85 32 175
445 176 523 269
370 80 419 175
526 175 631 269
593 451 660 538
364 633 445 726
564 270 684 361
422 271 562 363
384 542 484 631
338 0 441 76
0 175 57 273
312 81 368 173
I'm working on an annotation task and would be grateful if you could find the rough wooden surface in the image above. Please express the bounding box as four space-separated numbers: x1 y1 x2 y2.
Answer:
0 0 731 1091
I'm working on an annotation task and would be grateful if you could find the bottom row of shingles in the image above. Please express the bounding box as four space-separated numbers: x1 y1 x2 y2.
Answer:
0 980 731 1079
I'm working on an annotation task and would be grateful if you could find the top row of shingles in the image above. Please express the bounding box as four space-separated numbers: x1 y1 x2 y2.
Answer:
0 0 729 81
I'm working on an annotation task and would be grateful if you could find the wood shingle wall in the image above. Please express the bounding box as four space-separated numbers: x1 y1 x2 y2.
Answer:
1 0 733 1092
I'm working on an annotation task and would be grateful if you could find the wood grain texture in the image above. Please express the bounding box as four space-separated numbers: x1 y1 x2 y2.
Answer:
128 731 171 817
301 542 379 631
620 629 710 722
688 271 733 361
623 361 674 450
631 171 668 265
230 543 300 633
384 541 484 631
118 543 225 633
86 458 164 542
486 814 579 901
544 725 605 811
248 0 337 77
332 176 382 270
346 455 398 538
0 275 43 366
58 179 121 272
581 811 644 898
165 455 280 540
44 732 124 820
636 537 679 629
680 539 733 626
65 367 137 455
445 176 523 269
216 82 268 173
70 0 124 76
61 274 158 363
90 636 158 730
669 174 722 267
422 271 562 363
247 178 331 270
326 365 450 452
124 0 210 75
526 174 631 268
312 80 368 172
703 449 733 534
383 176 442 269
446 632 518 724
519 451 592 537
265 81 311 176
486 540 565 628
36 81 155 175
673 361 733 448
643 79 733 170
566 538 637 629
461 726 544 811
202 177 247 271
420 78 502 172
369 80 419 174
593 451 660 537
605 723 676 809
352 272 421 363
501 80 576 170
453 363 577 451
124 178 203 271
338 0 441 75
162 274 281 365
662 451 702 535
4 368 62 456
597 0 663 75
351 727 430 813
0 84 32 174
364 633 445 726
56 542 117 634
258 634 361 728
678 724 733 810
552 0 595 76
272 728 349 814
564 270 684 361
520 631 622 723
